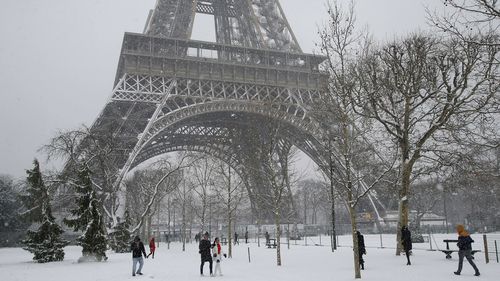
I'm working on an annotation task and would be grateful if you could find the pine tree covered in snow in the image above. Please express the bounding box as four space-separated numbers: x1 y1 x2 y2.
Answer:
109 210 131 253
21 159 68 263
64 166 108 262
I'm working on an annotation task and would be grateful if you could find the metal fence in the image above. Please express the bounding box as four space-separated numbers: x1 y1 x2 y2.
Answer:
483 234 500 264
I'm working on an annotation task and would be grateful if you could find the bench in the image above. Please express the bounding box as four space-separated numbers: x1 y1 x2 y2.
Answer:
440 249 481 259
266 238 277 248
441 239 481 259
220 238 228 245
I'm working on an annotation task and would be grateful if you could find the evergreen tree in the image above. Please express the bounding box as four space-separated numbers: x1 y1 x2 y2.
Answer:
109 210 132 253
21 159 68 263
64 166 108 261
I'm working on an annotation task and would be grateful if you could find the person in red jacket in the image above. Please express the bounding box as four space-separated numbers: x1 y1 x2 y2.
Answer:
147 237 156 259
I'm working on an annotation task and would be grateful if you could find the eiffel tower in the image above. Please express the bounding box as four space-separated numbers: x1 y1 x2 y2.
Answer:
90 0 332 222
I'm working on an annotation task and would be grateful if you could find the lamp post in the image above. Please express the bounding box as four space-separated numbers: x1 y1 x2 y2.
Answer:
436 183 449 234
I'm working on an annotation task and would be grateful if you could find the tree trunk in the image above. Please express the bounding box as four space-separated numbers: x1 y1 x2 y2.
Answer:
227 165 233 258
182 200 186 252
396 164 411 256
350 206 361 279
157 202 160 247
147 215 152 239
328 142 337 252
257 220 261 247
167 198 171 249
275 207 282 266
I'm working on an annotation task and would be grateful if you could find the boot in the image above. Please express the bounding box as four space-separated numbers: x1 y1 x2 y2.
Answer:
454 271 461 275
475 271 480 276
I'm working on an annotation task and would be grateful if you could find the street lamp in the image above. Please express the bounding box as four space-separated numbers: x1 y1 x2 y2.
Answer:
436 183 449 234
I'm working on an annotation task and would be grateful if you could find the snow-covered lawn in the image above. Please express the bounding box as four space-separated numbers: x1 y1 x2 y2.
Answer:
2 235 498 281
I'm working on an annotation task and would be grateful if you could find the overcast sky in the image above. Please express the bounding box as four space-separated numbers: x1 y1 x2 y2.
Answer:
0 0 443 178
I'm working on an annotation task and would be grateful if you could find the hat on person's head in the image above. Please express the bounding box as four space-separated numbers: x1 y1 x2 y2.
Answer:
134 236 140 242
204 231 209 237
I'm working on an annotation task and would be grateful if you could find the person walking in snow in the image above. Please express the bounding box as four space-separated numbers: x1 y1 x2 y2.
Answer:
199 232 213 276
212 237 227 276
234 232 239 245
454 224 480 276
245 230 249 244
357 231 366 270
265 231 270 245
147 237 156 259
131 236 148 276
401 226 412 265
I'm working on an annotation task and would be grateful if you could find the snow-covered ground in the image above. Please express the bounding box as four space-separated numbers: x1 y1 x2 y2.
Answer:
2 234 498 281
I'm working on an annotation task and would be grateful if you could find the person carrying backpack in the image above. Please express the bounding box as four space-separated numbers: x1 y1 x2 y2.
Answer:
131 236 147 276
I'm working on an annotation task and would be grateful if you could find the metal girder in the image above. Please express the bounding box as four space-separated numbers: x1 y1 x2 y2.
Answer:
146 0 197 39
115 33 325 88
145 0 301 52
77 0 386 224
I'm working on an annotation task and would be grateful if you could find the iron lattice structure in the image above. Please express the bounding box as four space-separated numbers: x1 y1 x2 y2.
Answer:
87 0 378 222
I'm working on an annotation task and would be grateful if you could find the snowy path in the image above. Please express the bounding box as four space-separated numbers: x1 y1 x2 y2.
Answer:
2 236 498 281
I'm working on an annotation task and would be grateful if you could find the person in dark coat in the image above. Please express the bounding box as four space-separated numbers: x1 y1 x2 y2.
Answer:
357 231 366 270
245 230 249 244
265 231 270 245
454 224 480 276
234 232 239 245
401 226 412 265
131 236 148 276
199 232 213 276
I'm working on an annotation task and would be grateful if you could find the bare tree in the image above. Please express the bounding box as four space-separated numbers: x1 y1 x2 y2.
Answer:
247 111 296 266
42 127 123 225
296 179 329 225
187 154 218 234
125 155 188 237
174 173 194 252
352 28 498 255
428 0 499 46
318 1 396 278
410 180 442 232
213 160 246 258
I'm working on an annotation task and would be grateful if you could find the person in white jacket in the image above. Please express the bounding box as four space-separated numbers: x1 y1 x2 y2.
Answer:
212 237 227 276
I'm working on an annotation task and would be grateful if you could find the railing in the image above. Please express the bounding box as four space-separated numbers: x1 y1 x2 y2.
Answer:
484 234 500 264
121 32 325 73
